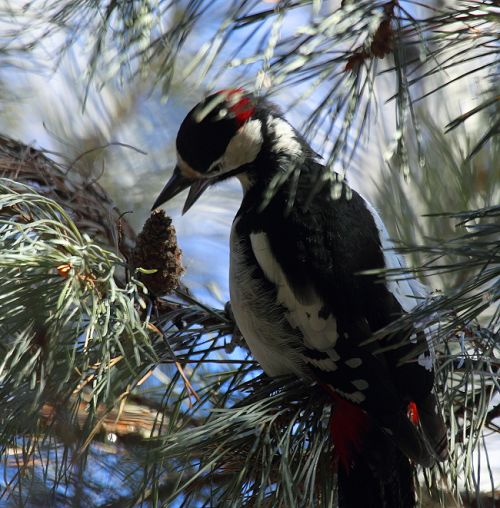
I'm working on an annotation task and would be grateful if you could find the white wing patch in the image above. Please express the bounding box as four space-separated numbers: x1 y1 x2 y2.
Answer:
417 352 433 371
230 221 305 377
250 231 338 351
351 379 369 390
302 356 338 372
345 357 362 368
330 386 366 403
327 349 340 361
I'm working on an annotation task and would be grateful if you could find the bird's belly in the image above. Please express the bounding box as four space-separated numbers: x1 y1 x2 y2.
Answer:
229 224 305 377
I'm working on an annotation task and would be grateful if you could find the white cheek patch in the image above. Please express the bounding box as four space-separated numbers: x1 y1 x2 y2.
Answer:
213 119 263 174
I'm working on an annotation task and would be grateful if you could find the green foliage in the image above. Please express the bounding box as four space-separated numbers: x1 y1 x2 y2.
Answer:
0 180 159 502
0 1 498 507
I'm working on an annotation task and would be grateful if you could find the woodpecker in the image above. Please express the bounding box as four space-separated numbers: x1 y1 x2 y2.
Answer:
152 89 448 507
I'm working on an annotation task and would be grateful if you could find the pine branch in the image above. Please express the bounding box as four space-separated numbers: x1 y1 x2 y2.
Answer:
0 1 498 505
0 129 497 505
1 1 497 163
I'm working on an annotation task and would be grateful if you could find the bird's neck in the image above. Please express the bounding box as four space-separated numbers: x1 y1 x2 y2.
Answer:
236 115 321 210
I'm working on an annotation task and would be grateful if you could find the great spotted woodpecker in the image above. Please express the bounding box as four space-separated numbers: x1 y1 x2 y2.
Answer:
152 89 448 507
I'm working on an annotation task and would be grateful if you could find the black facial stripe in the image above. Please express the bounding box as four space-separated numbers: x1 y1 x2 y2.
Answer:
211 164 252 184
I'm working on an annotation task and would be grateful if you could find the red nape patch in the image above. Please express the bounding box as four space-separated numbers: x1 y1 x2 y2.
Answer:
217 88 255 126
323 386 371 472
407 401 419 425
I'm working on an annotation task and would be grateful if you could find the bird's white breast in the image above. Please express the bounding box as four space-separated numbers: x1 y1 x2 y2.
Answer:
229 220 304 376
249 231 338 351
229 220 339 377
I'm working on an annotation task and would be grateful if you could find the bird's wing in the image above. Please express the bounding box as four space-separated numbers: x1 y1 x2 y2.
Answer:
249 222 406 411
246 183 447 461
254 184 434 397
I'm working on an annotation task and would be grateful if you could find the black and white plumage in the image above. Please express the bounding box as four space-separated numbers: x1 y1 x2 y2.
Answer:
152 89 447 507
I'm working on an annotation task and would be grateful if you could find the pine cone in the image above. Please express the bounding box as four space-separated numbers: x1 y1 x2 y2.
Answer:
132 210 184 296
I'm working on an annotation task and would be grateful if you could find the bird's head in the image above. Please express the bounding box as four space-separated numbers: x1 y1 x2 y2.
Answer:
152 88 268 213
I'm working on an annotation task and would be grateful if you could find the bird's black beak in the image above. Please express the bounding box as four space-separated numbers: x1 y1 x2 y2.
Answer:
151 166 211 215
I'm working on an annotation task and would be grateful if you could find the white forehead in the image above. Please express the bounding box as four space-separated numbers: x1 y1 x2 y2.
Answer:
177 151 202 178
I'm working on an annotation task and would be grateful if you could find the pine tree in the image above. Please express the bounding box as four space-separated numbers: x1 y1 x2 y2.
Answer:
0 1 498 506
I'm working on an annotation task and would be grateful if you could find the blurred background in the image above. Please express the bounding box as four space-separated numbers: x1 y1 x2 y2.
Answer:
0 0 498 506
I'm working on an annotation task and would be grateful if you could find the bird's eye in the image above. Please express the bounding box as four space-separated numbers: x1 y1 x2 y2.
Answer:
207 160 223 174
216 108 228 120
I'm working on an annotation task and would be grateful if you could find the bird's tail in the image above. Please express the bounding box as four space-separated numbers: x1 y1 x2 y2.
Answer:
337 431 415 508
328 393 416 508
